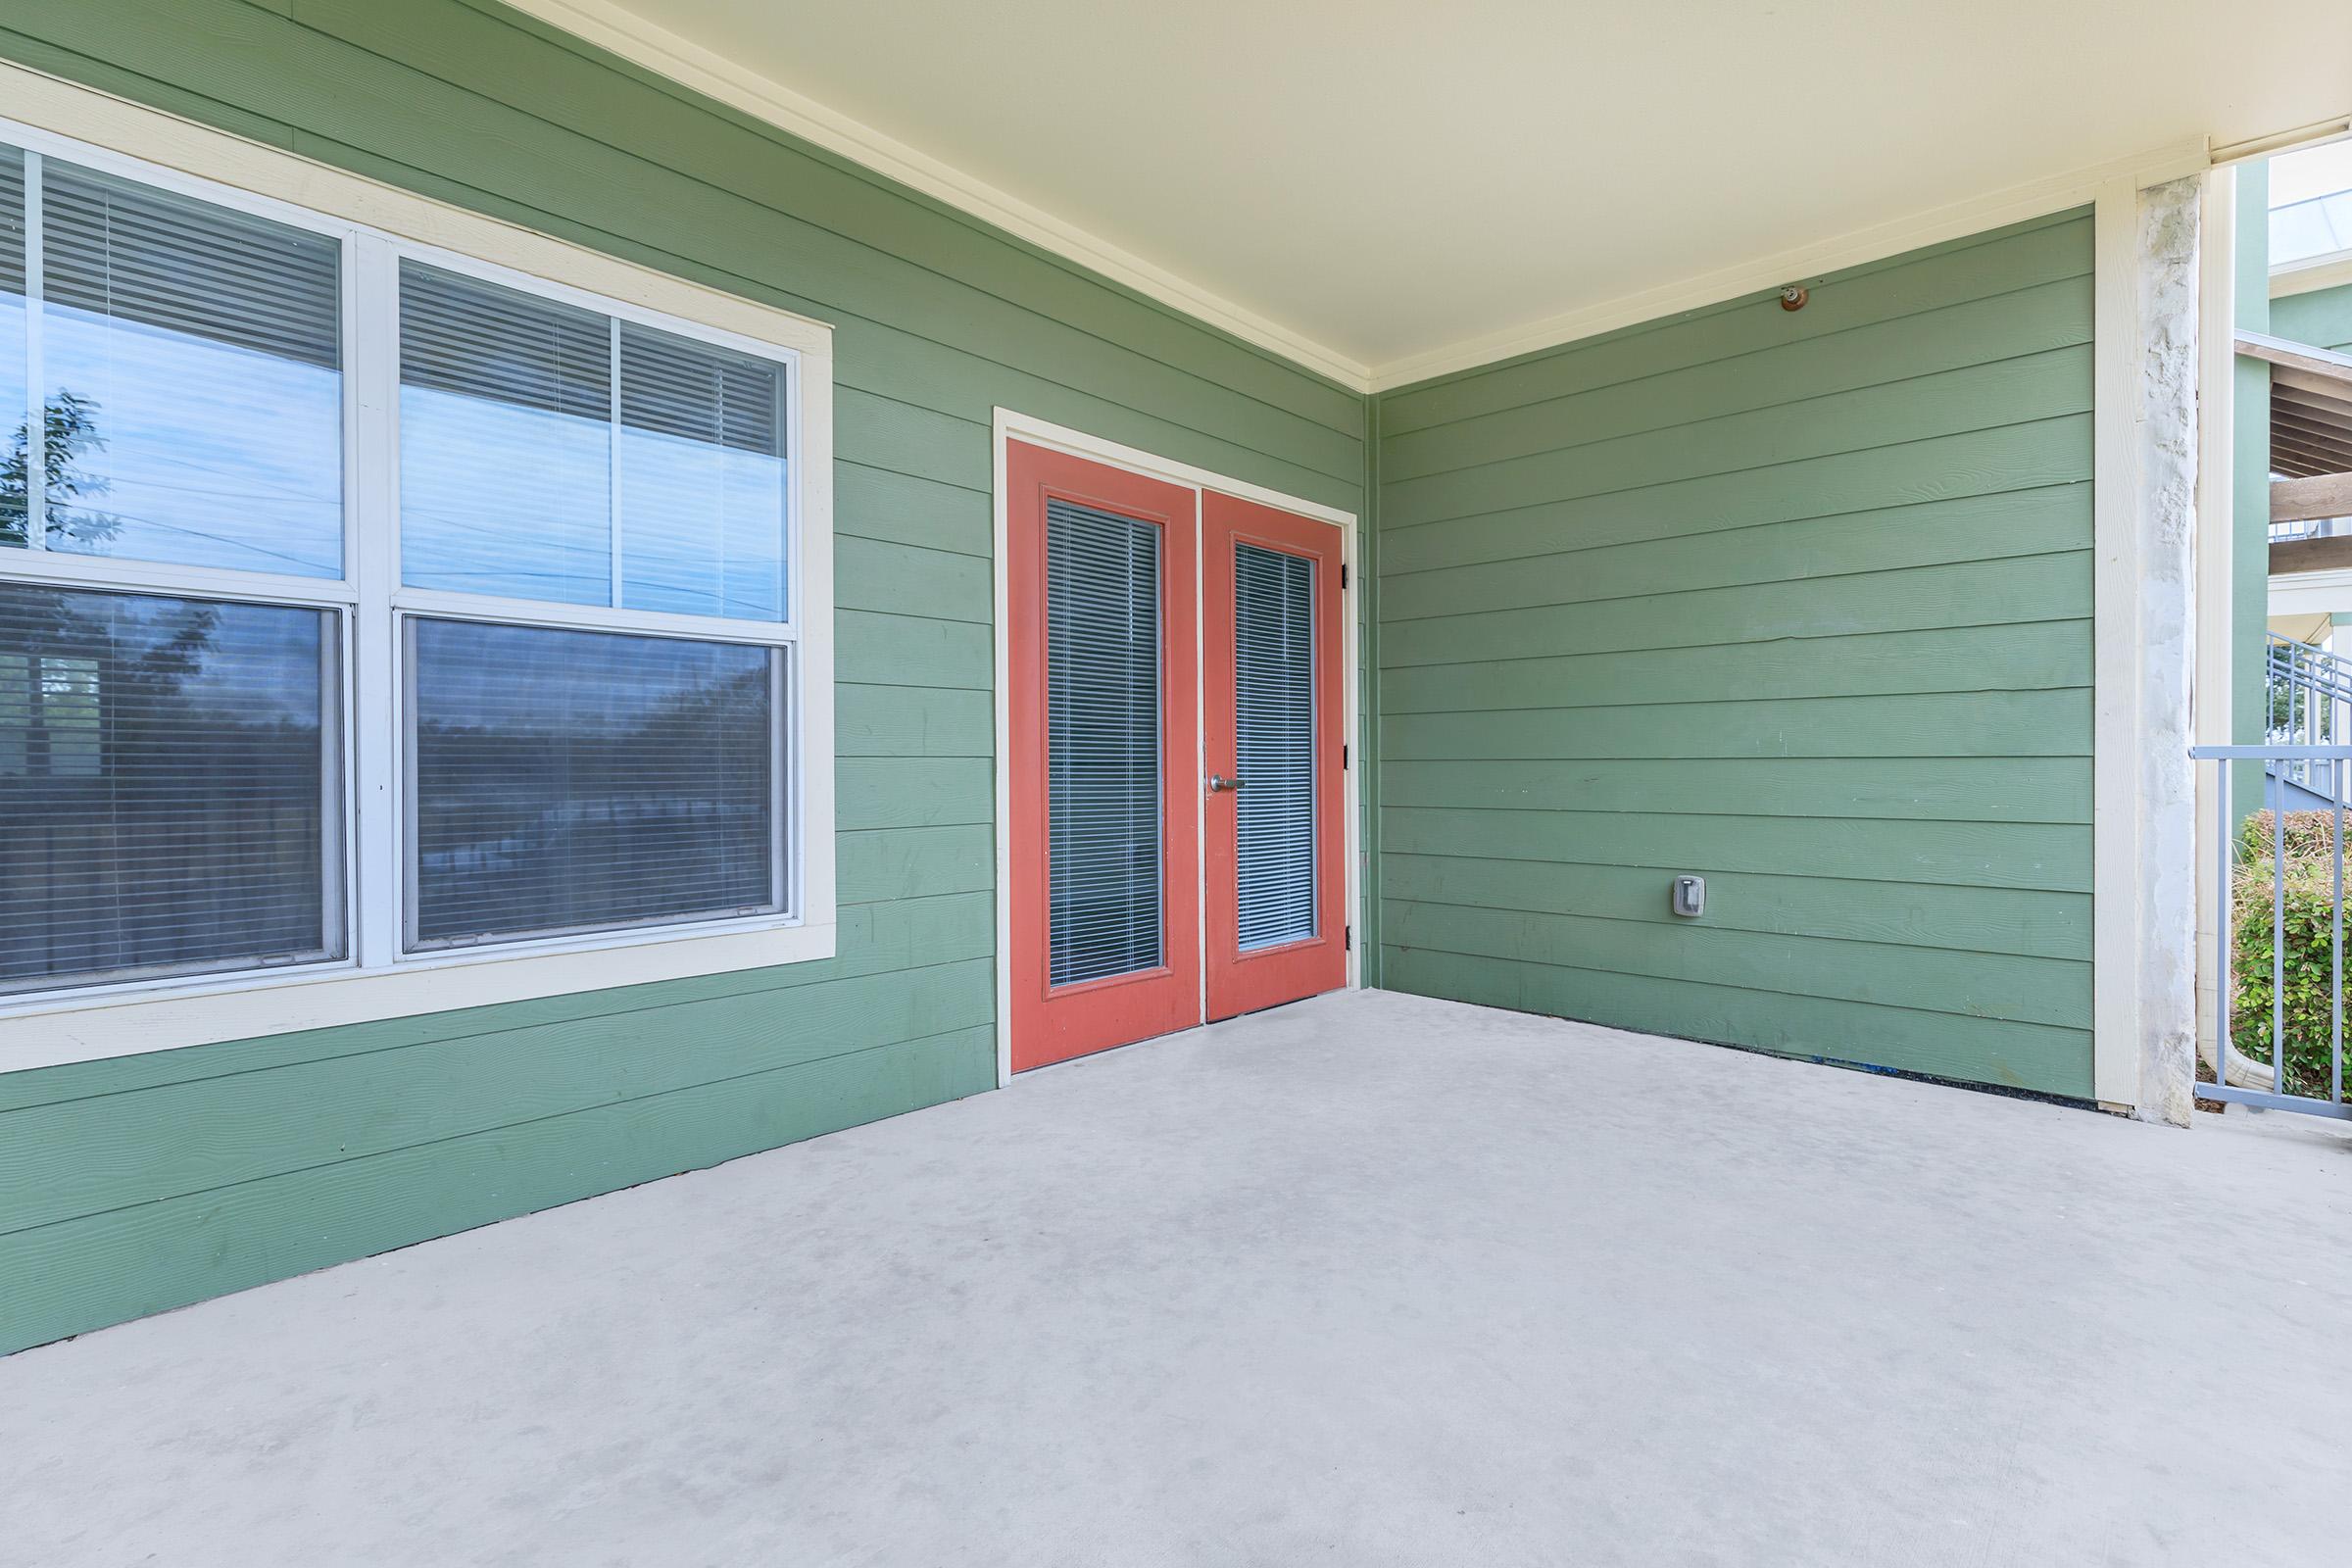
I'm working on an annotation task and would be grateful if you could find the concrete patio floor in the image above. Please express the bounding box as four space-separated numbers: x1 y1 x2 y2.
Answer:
4 989 2349 1566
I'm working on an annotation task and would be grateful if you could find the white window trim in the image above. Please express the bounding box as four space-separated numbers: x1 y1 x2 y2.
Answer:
0 71 836 1073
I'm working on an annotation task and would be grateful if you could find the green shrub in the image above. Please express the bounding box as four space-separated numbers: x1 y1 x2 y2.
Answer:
2230 809 2352 1102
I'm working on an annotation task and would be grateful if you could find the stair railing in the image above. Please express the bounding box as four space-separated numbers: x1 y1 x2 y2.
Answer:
2265 634 2352 806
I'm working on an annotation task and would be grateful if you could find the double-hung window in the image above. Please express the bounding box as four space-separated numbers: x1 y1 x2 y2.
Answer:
0 112 835 1063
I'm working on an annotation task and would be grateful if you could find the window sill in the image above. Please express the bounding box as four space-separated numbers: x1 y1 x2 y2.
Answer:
0 917 838 1073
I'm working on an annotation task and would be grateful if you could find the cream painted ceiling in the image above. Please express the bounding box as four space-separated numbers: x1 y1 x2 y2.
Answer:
524 0 2352 383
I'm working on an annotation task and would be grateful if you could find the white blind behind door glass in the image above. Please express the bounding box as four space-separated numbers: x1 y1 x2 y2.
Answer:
1046 498 1162 987
0 583 339 993
1233 542 1315 951
407 617 779 949
38 159 343 576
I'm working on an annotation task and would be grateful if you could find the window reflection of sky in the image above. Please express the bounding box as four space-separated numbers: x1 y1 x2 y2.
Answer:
41 306 342 575
401 385 612 605
402 377 788 619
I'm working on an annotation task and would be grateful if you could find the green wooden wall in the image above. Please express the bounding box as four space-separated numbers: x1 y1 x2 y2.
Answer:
1370 211 2097 1099
0 0 1368 1355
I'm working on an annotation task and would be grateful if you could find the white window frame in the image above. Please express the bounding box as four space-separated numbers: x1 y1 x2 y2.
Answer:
0 72 835 1072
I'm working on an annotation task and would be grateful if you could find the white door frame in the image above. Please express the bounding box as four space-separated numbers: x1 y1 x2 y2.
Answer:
991 409 1364 1087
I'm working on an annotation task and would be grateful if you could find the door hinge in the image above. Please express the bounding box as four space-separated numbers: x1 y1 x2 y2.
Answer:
1340 563 1349 589
1343 743 1349 769
1345 924 1352 952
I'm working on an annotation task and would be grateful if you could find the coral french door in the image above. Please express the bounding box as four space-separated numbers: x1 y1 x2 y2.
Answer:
1005 441 1346 1073
1200 492 1348 1021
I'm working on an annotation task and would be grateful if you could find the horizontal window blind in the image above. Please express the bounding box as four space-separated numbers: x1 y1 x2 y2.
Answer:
1233 542 1316 951
35 158 344 576
42 162 339 371
0 583 338 993
400 264 793 622
400 262 610 421
408 617 779 949
616 321 787 621
618 322 781 455
1047 498 1163 987
1 149 23 550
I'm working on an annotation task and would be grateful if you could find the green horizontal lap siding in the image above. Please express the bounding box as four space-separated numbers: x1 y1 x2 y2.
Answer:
1372 210 2095 1099
0 0 1368 1353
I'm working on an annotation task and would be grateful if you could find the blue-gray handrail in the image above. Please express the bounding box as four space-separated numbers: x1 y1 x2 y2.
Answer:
2189 743 2351 1119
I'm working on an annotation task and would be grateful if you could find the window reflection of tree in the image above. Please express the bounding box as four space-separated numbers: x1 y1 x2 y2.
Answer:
1 392 125 550
0 557 331 985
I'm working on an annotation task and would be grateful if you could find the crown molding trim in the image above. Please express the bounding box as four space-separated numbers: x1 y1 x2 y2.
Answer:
497 0 1377 390
1366 135 2213 393
492 4 2254 400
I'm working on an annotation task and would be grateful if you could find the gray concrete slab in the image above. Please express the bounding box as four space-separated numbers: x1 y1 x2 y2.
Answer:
4 989 2349 1567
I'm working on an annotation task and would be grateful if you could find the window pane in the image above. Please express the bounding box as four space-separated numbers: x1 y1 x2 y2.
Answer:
0 584 338 993
38 160 343 576
409 618 777 947
617 322 787 620
400 263 612 605
1 150 24 548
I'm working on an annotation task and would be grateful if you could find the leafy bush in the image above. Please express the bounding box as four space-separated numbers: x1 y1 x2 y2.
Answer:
2230 809 2352 1102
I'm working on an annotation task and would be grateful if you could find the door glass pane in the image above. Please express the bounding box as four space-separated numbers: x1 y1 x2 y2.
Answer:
1233 542 1315 951
36 161 343 576
0 583 339 993
1047 498 1161 986
407 618 778 949
400 263 612 604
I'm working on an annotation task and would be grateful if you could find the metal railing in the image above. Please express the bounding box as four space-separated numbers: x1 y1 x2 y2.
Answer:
2265 634 2352 805
2191 744 2351 1120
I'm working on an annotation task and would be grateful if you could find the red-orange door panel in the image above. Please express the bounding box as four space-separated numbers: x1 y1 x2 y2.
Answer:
1201 491 1347 1021
1005 440 1201 1071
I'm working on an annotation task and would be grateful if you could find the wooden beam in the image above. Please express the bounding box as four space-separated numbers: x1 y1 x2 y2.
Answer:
2275 366 2352 415
2271 533 2352 574
2273 471 2352 524
2272 415 2352 466
2270 431 2347 473
2275 396 2352 441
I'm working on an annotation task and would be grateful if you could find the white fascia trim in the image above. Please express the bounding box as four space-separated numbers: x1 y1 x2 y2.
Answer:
2269 568 2352 617
2274 251 2352 299
1370 137 2213 392
499 0 1374 391
2210 117 2352 167
989 409 1363 1090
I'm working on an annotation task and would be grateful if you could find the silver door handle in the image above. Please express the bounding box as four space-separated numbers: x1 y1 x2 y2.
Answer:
1207 774 1245 793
